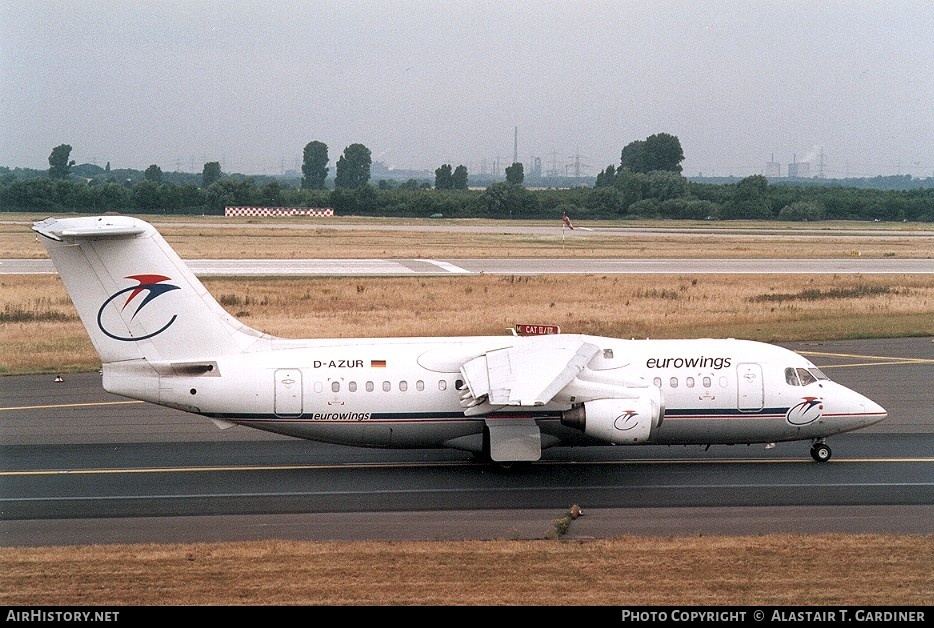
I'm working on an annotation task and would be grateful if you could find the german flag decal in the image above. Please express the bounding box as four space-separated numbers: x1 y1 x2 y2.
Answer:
371 360 387 368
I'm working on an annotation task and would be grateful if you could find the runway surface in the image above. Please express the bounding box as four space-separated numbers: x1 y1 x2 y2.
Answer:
1 338 932 547
2 221 931 545
3 257 932 275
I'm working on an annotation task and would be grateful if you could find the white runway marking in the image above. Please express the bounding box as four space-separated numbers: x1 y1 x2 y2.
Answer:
3 258 932 275
421 260 471 274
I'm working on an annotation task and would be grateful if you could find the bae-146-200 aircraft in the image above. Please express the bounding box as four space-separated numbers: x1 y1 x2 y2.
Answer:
33 216 886 465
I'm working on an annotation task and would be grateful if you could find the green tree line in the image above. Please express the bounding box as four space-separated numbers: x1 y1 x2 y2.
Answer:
2 140 932 221
4 170 931 221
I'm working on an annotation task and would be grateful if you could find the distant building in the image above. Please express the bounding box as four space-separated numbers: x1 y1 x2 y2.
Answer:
765 153 781 178
787 161 810 179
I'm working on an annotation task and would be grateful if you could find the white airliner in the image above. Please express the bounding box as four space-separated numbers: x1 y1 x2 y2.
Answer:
34 216 886 464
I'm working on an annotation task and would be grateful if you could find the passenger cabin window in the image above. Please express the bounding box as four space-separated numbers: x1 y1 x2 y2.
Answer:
331 381 340 392
349 381 357 393
366 381 374 392
439 380 447 391
382 381 391 392
416 380 425 391
399 381 408 392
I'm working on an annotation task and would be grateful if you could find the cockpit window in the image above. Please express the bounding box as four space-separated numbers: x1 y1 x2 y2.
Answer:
786 367 831 386
796 368 817 385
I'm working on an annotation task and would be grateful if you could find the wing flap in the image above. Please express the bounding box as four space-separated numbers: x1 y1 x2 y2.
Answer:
459 338 601 410
485 418 542 462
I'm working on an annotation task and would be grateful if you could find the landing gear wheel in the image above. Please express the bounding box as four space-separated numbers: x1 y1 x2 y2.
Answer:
810 442 832 462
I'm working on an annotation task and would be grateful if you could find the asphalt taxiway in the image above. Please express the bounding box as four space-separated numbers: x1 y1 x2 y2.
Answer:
1 337 931 547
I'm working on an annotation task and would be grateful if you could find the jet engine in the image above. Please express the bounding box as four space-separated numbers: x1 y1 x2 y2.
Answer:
560 389 664 445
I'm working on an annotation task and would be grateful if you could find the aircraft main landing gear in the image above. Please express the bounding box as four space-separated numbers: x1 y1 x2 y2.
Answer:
810 440 832 463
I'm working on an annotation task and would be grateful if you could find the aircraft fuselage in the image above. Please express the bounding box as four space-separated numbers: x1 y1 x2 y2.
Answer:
103 335 885 455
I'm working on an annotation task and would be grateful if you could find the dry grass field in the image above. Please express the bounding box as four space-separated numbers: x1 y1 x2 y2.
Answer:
2 215 933 374
3 213 934 260
2 535 932 606
3 272 934 375
2 215 932 606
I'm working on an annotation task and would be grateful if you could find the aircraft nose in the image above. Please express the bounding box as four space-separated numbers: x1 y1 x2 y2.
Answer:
858 393 887 426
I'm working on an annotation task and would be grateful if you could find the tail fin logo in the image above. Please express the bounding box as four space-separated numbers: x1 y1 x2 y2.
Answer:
97 274 181 341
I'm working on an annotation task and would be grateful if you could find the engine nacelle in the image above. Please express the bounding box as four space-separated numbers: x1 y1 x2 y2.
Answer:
561 389 664 445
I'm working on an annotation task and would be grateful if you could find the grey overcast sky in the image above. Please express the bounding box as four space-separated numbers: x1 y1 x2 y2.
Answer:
2 1 932 179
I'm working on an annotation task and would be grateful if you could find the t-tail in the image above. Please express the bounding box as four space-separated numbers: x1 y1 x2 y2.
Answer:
33 216 272 397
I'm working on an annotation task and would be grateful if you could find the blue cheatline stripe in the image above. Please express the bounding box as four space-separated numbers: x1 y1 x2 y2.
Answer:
665 407 789 418
205 411 556 424
201 407 795 424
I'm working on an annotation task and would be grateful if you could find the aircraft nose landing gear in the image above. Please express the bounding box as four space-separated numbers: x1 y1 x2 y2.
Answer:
810 439 832 462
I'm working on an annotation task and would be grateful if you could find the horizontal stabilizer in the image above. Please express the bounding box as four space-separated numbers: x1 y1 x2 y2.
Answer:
33 216 147 241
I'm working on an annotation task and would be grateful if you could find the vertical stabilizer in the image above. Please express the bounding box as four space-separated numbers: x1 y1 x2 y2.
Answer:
33 216 271 365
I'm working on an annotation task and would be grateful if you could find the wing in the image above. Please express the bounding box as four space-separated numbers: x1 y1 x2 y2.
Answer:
458 337 602 416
